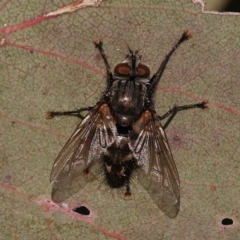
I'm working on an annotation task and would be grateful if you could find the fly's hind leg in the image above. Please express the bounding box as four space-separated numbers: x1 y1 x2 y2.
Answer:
124 183 133 200
46 106 93 119
159 100 208 129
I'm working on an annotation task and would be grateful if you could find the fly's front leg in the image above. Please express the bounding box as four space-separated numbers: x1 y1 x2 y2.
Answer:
149 30 192 96
159 100 208 129
46 107 93 119
93 39 113 86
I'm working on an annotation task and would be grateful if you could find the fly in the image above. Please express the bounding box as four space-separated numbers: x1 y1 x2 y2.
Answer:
46 30 208 218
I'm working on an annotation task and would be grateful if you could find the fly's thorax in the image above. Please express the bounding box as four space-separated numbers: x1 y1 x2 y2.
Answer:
109 78 149 126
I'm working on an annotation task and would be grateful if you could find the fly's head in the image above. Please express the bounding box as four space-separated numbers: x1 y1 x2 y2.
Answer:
103 138 137 188
114 47 150 80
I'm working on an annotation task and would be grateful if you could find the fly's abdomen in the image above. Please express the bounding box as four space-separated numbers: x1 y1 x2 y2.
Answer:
109 80 147 126
103 137 138 189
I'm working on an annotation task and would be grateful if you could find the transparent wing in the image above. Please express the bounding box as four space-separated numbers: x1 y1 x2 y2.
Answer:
132 110 180 218
50 103 116 202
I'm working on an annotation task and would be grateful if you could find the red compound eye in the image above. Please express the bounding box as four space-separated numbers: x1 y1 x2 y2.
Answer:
114 63 150 77
137 64 150 77
114 63 130 76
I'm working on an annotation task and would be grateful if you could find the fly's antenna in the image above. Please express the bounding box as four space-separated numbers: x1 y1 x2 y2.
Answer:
127 43 133 54
135 49 140 55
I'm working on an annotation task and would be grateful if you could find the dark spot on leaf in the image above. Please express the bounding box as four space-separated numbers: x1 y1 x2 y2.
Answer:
30 49 34 54
5 174 12 181
221 218 233 225
209 185 216 191
173 134 180 141
167 127 192 150
41 87 49 96
73 206 90 215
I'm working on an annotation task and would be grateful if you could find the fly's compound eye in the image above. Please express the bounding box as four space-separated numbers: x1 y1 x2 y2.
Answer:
137 64 150 77
114 63 150 77
114 63 131 76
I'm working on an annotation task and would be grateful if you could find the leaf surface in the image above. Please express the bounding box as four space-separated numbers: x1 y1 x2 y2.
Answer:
1 0 240 239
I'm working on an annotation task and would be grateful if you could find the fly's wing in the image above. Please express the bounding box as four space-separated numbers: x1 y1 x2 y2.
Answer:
50 103 116 202
132 110 180 218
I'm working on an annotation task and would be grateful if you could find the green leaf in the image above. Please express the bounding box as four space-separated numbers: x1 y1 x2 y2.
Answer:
1 0 240 239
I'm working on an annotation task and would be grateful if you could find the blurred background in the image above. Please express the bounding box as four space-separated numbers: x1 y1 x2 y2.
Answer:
206 0 240 12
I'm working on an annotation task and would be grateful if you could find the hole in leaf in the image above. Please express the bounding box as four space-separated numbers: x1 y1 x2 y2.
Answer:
221 218 233 225
73 206 90 215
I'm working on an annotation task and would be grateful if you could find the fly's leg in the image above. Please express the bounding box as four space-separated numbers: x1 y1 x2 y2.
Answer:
93 39 113 86
46 107 93 119
148 30 192 96
159 100 208 129
124 182 133 200
46 40 111 119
